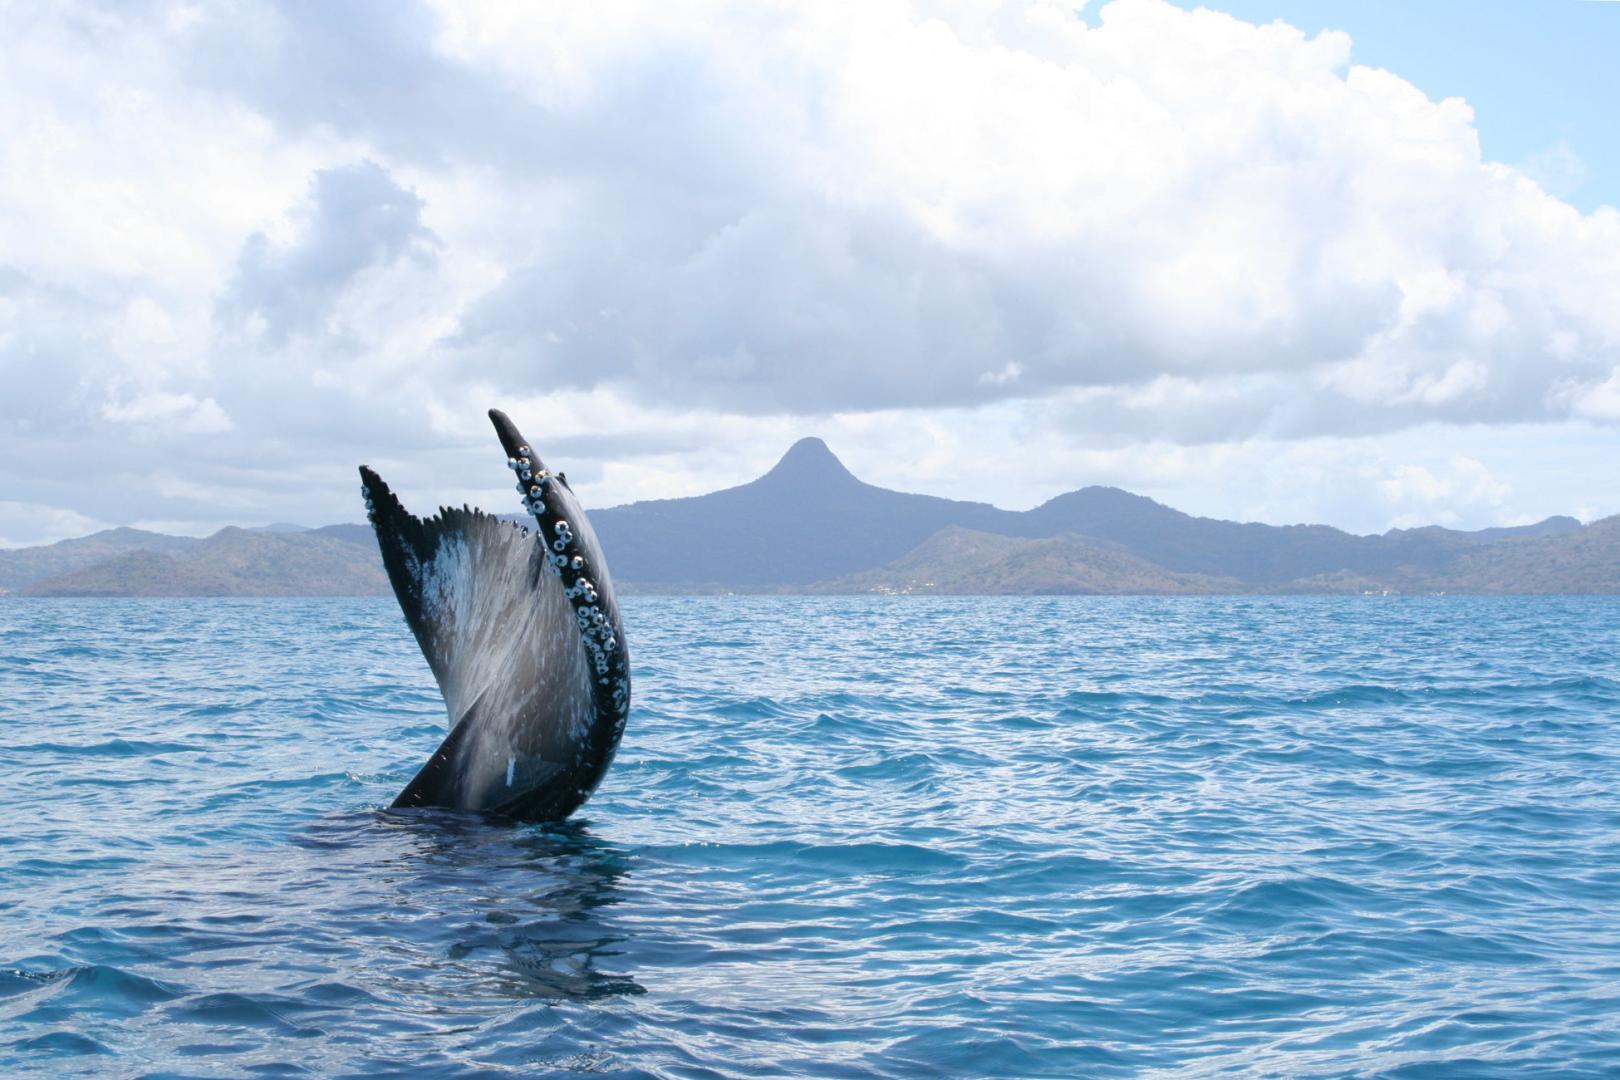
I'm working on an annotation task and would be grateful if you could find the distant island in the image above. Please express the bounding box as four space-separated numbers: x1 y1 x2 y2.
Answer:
2 438 1615 597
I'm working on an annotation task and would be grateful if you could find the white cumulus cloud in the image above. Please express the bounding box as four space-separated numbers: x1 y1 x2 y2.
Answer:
0 0 1616 545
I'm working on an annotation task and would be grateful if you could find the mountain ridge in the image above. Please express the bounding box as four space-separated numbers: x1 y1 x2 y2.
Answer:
586 440 1585 587
18 526 386 597
0 438 1606 596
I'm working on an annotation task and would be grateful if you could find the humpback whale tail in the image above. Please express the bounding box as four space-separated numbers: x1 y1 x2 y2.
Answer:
359 409 629 822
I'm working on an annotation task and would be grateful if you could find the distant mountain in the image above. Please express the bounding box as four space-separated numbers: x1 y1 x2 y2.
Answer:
590 440 1584 588
0 527 200 594
309 523 376 547
20 526 385 597
810 526 1241 595
822 518 1620 597
1387 516 1583 545
1426 515 1620 594
590 437 1013 586
1001 489 1584 584
0 439 1610 597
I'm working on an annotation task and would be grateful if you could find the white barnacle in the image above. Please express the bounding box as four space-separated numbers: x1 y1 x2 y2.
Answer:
552 539 568 553
570 555 584 571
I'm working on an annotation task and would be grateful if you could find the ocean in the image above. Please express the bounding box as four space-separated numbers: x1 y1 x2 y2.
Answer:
2 596 1618 1078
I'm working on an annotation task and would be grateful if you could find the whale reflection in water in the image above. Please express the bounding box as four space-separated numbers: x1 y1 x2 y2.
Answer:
294 811 644 1002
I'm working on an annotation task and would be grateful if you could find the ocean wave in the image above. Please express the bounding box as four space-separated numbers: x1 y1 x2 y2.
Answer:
2 596 1619 1077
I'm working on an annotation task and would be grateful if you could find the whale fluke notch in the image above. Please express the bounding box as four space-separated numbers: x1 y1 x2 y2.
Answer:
358 410 630 822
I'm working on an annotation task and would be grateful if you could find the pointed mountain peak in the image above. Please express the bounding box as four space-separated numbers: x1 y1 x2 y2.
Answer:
758 437 860 488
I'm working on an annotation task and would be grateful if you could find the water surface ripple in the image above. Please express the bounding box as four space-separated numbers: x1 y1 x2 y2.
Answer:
2 597 1619 1077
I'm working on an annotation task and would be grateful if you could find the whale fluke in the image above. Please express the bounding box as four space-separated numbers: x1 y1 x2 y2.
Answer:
359 410 630 821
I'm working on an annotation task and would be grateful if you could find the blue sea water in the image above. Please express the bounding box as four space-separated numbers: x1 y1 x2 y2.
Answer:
2 597 1619 1079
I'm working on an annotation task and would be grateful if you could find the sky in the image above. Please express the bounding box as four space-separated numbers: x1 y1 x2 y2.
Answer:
1158 0 1620 213
2 0 1618 547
